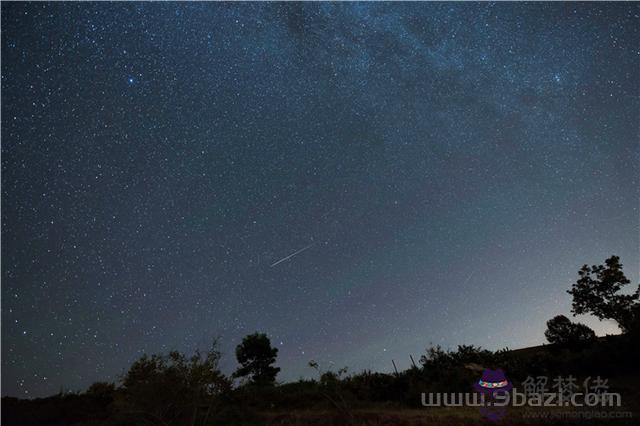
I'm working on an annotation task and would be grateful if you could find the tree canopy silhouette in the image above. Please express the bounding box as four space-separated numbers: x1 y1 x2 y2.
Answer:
234 333 280 385
567 255 639 332
120 342 229 424
545 315 596 347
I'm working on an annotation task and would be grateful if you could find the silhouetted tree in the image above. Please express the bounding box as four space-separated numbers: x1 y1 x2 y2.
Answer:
419 344 494 372
85 381 116 404
567 256 639 332
545 315 596 347
234 333 280 385
120 341 229 424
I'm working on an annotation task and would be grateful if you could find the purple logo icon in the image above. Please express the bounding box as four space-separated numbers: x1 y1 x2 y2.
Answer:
474 368 512 395
474 369 512 421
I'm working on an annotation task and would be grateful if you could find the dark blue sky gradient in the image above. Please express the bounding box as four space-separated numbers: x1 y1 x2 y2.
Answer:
2 3 638 397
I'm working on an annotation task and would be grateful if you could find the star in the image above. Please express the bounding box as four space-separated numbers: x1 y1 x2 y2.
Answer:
1 2 637 398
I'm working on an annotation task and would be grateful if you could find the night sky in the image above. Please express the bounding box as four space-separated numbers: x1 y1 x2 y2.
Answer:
2 3 639 398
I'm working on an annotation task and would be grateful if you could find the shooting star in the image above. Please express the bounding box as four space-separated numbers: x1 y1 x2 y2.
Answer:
270 242 315 268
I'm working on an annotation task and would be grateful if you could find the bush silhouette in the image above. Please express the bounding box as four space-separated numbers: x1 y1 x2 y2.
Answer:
120 342 229 424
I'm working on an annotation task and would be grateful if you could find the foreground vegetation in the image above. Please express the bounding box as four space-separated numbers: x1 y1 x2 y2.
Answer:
3 335 639 425
3 256 639 425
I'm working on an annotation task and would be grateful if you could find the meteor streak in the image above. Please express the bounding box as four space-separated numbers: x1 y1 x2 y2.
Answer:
270 243 315 268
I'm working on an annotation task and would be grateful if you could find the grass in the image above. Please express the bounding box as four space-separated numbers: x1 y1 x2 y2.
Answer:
260 406 638 425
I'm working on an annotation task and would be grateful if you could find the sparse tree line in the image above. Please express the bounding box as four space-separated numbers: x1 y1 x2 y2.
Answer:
3 256 639 425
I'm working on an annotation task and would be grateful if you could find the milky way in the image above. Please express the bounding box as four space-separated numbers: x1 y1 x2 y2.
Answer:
2 3 638 397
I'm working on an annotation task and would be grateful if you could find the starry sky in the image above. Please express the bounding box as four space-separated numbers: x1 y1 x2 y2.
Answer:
2 3 639 398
